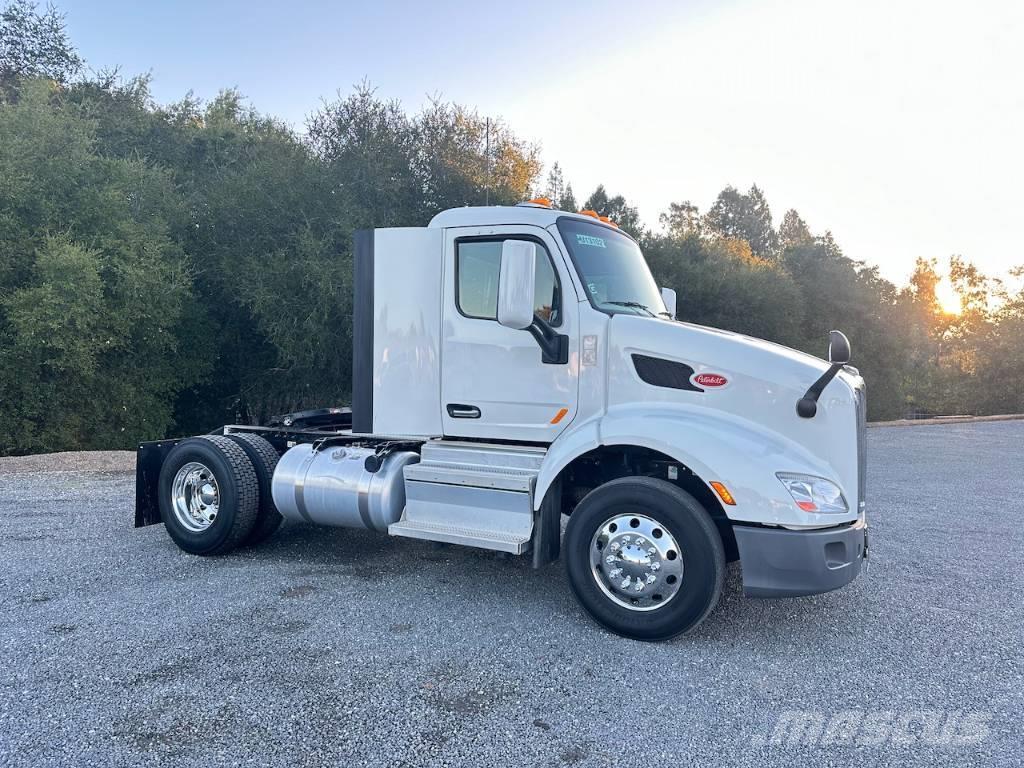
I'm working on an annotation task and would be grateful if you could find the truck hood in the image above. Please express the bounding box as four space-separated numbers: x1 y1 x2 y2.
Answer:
605 315 864 519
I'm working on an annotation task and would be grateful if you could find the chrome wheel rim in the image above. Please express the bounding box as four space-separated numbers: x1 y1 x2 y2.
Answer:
590 513 684 611
171 462 220 532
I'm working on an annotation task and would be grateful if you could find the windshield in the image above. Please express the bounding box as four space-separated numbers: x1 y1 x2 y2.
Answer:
556 217 668 318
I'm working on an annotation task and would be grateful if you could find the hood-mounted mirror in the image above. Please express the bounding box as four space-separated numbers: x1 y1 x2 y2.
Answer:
797 330 853 418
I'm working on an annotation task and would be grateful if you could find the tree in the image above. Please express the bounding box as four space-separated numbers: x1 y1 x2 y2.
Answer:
544 162 579 211
642 229 803 344
543 161 566 207
976 267 1024 414
705 184 778 256
660 201 702 238
780 235 909 418
582 184 642 235
0 81 194 453
3 2 1020 450
0 0 81 94
561 183 577 212
779 209 812 249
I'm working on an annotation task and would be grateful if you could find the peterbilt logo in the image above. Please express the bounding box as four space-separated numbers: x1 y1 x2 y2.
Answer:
693 373 729 388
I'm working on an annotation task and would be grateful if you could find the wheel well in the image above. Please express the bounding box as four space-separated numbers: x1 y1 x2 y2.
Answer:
554 445 739 562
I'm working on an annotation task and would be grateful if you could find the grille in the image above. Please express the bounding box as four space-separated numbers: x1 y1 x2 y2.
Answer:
854 382 867 515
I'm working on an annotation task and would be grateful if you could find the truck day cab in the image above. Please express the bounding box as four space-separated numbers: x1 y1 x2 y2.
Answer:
135 200 868 641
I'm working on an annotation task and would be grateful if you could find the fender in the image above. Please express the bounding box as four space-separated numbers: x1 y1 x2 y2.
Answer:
535 402 858 528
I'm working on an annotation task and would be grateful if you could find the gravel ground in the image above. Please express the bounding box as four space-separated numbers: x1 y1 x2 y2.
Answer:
1 422 1021 767
0 451 134 475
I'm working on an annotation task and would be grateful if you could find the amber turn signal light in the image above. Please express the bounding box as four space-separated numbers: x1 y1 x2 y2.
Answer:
710 481 736 505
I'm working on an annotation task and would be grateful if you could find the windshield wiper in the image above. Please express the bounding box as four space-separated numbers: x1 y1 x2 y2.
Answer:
605 300 657 317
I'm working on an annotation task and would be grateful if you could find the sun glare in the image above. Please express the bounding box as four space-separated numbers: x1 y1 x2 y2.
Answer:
937 279 962 315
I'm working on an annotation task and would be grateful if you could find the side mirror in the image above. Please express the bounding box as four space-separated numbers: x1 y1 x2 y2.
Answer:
497 240 537 330
797 329 852 418
660 287 677 320
828 330 851 365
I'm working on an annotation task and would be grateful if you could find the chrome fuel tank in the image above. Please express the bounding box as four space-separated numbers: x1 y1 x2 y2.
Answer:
271 444 419 531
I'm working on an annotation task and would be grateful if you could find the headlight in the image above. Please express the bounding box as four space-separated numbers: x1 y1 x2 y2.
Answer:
776 473 848 514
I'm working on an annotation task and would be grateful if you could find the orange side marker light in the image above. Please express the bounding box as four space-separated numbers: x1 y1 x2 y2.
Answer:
550 407 569 424
710 481 736 506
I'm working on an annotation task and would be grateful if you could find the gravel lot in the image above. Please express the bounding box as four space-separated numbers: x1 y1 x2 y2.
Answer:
1 422 1021 767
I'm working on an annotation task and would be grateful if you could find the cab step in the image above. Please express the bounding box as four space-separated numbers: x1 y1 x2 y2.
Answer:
387 519 528 553
388 440 546 554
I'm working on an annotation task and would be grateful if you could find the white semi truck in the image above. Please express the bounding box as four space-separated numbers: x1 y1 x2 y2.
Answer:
135 199 867 641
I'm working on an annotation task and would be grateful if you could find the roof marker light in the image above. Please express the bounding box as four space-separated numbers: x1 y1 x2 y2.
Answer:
578 210 618 227
525 197 553 208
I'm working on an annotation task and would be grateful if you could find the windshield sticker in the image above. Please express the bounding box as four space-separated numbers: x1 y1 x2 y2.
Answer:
576 233 606 248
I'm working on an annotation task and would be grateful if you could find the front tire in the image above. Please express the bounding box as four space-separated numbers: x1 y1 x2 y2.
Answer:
564 477 725 641
159 436 259 556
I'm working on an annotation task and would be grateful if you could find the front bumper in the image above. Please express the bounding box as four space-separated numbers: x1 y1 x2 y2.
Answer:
733 519 867 598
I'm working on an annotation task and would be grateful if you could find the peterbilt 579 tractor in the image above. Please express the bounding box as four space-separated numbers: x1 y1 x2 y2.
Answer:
135 199 868 641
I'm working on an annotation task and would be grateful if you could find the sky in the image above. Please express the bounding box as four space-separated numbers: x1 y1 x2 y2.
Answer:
60 0 1024 294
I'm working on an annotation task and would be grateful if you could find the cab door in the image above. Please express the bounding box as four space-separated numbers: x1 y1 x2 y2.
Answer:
440 225 579 443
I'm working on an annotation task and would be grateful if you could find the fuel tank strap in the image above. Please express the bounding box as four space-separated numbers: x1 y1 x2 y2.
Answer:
356 476 374 530
291 449 317 524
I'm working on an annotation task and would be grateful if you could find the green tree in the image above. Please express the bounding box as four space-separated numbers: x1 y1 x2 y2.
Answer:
560 183 577 212
659 200 702 238
705 184 778 256
0 0 81 95
643 228 803 345
0 80 194 453
582 184 642 235
779 209 812 249
542 161 566 206
780 236 908 418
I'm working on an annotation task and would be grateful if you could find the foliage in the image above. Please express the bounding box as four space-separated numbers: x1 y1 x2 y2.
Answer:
704 184 778 256
0 1 1020 454
581 184 642 236
0 0 80 95
0 81 193 452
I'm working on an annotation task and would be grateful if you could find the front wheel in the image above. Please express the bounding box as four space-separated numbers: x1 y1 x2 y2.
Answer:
563 477 725 641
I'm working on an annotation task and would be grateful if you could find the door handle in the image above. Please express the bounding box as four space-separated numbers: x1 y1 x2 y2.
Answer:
447 404 481 419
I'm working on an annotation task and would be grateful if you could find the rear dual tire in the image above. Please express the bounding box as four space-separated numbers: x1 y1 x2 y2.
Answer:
225 432 284 546
159 434 281 555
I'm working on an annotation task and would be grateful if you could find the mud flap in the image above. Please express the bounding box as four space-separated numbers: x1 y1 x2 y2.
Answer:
134 439 183 527
531 479 562 568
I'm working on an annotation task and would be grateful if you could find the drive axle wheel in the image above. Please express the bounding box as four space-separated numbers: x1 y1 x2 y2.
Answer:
225 432 284 546
158 436 259 556
564 477 725 641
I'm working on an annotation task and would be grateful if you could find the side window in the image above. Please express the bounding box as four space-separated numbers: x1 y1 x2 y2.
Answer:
456 239 561 326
